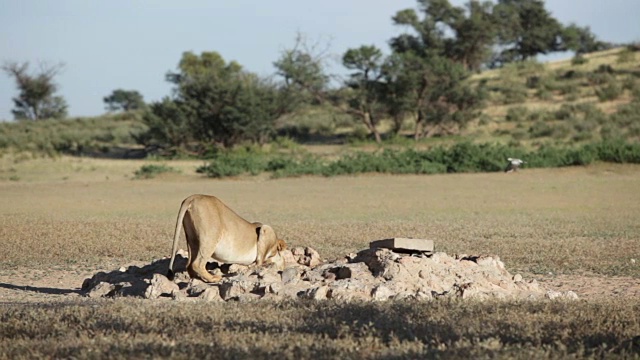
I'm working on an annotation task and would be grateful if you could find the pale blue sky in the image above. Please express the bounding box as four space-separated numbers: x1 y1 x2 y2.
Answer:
1 0 639 121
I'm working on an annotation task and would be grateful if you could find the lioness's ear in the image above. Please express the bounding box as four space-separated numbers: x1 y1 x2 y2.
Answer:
277 239 286 251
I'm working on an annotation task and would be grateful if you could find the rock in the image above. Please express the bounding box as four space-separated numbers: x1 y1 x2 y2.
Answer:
280 249 297 266
171 289 186 300
563 291 579 300
372 285 394 301
545 290 562 300
257 268 282 283
281 267 299 285
415 289 433 300
144 274 179 299
291 247 305 256
323 272 336 281
266 282 283 295
305 247 322 267
198 287 222 301
304 285 330 300
173 271 191 283
291 247 322 267
80 244 569 303
370 238 434 253
334 263 373 280
228 264 251 274
176 249 188 257
232 293 262 303
302 268 325 282
85 282 115 298
219 280 256 300
547 290 579 301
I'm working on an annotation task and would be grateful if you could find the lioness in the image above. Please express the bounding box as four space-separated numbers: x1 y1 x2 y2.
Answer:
167 194 286 283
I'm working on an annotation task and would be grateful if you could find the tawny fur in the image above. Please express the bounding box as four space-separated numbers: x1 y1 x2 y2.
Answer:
168 194 286 283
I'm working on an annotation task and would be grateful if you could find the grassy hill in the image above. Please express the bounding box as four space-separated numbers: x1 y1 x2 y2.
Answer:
0 47 638 160
464 47 640 147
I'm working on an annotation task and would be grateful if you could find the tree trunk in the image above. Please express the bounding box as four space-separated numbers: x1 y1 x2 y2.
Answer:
363 112 382 144
414 111 425 141
392 114 403 135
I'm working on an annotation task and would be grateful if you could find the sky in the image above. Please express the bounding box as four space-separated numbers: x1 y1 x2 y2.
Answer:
1 0 639 121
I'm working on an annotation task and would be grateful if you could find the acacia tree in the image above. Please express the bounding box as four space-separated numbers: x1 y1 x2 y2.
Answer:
2 61 68 120
103 89 145 112
388 0 485 140
447 0 497 71
342 45 386 143
561 24 606 55
492 0 564 64
143 51 289 150
275 35 390 143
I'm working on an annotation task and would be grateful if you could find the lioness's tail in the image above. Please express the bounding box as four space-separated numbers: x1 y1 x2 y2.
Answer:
167 196 193 280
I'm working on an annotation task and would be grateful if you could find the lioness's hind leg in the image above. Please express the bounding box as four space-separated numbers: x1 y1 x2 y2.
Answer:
189 256 222 283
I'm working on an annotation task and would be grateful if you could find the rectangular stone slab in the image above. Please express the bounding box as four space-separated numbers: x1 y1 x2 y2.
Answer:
369 238 434 252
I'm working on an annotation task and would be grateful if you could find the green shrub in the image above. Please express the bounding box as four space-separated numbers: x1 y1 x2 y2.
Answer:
196 140 640 179
554 104 577 120
600 125 624 140
0 114 146 156
617 48 636 63
622 76 639 91
133 164 179 179
529 121 554 138
571 55 588 65
556 83 580 96
586 72 614 86
505 106 528 122
572 118 598 134
478 113 492 125
500 83 528 104
197 146 270 178
595 139 640 163
595 64 615 74
535 88 553 101
527 110 551 122
595 83 623 102
564 93 579 102
572 131 593 142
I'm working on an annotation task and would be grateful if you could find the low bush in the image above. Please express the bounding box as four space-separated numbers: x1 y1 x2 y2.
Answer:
0 113 146 156
571 55 588 65
133 164 179 179
196 141 640 178
505 106 528 122
596 83 623 102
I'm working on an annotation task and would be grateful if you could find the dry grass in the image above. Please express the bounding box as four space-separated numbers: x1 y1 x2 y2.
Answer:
1 299 639 358
1 158 640 358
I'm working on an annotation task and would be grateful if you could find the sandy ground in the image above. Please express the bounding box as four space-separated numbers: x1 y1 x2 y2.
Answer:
1 264 639 304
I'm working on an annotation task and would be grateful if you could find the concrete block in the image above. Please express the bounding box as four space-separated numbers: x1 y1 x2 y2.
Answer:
369 238 434 253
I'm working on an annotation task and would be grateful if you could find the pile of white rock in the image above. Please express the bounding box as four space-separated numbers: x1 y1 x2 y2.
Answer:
82 246 578 302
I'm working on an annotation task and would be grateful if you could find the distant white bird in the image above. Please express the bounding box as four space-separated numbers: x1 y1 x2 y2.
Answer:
505 158 525 173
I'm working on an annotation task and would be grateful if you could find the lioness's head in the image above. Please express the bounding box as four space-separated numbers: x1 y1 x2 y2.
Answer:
265 239 287 270
256 225 287 270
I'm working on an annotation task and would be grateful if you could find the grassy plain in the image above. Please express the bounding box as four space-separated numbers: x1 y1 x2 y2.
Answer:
1 157 639 358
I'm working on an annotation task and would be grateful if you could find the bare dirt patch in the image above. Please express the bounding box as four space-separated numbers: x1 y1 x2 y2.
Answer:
2 251 638 305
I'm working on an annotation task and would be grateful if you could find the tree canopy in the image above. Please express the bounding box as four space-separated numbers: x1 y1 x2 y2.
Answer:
142 51 290 151
103 89 146 112
2 61 68 120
